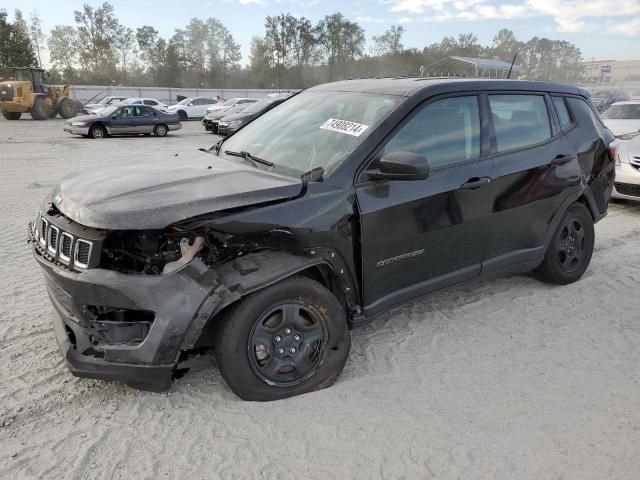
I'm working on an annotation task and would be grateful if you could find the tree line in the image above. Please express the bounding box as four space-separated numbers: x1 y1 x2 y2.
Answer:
0 3 586 89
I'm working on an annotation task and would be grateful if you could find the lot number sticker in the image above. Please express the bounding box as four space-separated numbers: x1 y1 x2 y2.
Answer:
320 118 369 137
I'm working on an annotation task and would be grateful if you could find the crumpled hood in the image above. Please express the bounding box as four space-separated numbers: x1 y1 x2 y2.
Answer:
604 119 640 136
48 151 302 230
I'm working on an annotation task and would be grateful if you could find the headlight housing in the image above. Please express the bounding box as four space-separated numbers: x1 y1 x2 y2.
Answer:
71 121 87 127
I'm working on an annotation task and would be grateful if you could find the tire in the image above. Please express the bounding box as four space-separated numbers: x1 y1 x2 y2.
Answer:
1 110 21 120
58 98 78 119
154 124 168 137
89 125 106 139
29 96 50 120
536 202 595 285
214 276 351 401
177 110 187 121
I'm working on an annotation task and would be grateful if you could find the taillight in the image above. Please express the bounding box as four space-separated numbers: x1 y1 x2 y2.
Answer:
609 141 620 166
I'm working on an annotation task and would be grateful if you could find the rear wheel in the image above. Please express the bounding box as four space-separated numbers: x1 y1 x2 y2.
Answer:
58 98 78 119
29 96 50 120
89 125 106 139
154 124 168 137
536 202 594 285
214 276 351 401
1 110 21 120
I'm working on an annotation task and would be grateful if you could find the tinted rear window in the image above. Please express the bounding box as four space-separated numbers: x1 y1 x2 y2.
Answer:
552 97 572 130
489 95 551 152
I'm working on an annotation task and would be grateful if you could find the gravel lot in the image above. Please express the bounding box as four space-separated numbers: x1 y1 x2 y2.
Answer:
1 116 640 480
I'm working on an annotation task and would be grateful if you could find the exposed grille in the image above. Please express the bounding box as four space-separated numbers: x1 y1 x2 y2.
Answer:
615 182 640 197
35 214 95 269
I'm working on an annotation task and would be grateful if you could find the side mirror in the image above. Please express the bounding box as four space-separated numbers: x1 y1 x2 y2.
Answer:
368 151 430 181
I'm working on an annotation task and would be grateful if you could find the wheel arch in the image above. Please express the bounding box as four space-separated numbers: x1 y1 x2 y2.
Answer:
182 250 356 351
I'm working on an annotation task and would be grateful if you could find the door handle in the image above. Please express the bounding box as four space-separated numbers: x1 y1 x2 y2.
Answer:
460 177 491 190
551 154 573 166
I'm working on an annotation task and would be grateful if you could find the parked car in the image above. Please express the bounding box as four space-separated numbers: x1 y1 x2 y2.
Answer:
83 95 128 114
602 101 640 201
167 97 219 120
601 101 640 137
64 104 181 138
217 98 286 136
33 78 615 399
205 97 258 115
202 103 252 134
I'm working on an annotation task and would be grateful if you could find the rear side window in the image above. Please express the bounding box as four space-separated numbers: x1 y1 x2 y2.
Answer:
383 96 481 170
489 95 551 152
552 97 572 130
143 100 157 106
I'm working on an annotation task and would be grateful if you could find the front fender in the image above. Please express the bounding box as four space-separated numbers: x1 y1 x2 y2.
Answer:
180 249 355 350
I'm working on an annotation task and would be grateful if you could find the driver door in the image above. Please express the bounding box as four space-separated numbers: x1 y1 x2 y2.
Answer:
110 106 136 134
356 95 494 315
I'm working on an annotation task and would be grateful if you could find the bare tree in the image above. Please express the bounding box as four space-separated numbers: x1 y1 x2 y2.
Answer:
29 10 45 66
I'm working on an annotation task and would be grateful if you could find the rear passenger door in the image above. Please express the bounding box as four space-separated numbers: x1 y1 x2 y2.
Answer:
483 93 582 274
135 106 158 132
357 95 495 315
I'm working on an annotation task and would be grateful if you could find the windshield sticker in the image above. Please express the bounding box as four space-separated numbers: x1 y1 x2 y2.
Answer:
320 118 369 137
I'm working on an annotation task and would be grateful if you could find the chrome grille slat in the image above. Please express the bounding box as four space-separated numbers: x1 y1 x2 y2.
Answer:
47 225 60 255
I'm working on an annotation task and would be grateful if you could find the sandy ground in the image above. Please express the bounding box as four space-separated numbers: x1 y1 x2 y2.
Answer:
1 116 640 480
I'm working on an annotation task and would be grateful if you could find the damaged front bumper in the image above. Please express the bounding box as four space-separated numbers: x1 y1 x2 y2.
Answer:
32 235 227 391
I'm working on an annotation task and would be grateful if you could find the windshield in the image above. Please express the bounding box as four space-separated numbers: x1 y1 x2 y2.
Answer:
602 104 640 120
101 106 118 116
221 90 399 176
242 100 273 114
175 98 192 105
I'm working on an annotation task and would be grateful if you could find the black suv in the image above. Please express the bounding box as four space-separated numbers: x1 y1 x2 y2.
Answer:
30 78 615 400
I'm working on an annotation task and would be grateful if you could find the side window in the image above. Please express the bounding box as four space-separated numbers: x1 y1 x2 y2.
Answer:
552 96 572 130
489 94 551 152
382 96 481 170
143 99 156 106
140 107 155 117
195 98 210 105
566 97 605 131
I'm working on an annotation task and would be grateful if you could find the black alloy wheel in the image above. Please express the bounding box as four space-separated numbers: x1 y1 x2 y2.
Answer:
248 302 327 387
536 202 594 285
556 218 586 273
213 276 351 401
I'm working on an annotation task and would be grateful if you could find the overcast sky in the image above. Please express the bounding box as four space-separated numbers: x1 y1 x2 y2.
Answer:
3 0 639 65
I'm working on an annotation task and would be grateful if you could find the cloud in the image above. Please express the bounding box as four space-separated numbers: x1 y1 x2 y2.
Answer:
356 16 386 23
383 0 640 35
239 0 266 5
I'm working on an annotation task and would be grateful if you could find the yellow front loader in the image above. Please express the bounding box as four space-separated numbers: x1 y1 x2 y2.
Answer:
0 67 83 120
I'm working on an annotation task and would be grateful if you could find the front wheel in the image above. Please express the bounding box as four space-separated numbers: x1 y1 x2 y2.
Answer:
154 124 168 137
89 125 106 139
30 96 50 120
214 276 351 401
177 110 187 121
536 202 595 285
